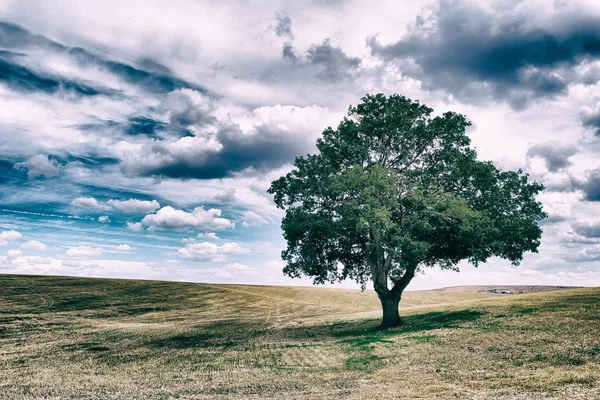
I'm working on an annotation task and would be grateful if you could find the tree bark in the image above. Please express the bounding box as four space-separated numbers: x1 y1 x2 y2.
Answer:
378 292 402 329
371 259 417 330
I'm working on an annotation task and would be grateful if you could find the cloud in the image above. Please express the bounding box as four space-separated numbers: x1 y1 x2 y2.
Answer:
572 221 600 238
274 10 294 39
20 240 48 251
207 262 258 278
0 230 22 246
6 249 23 258
178 241 250 262
158 89 217 127
557 230 600 246
281 39 361 82
578 168 600 201
71 197 103 209
113 100 334 180
14 154 60 179
107 199 160 213
213 188 237 204
526 141 578 172
368 0 600 108
306 39 361 82
0 51 113 97
282 42 300 63
241 210 269 227
98 215 110 223
126 221 143 232
197 232 219 240
115 244 132 251
62 259 81 267
141 206 234 231
66 245 103 258
266 260 285 270
564 246 600 262
581 107 600 135
0 21 204 96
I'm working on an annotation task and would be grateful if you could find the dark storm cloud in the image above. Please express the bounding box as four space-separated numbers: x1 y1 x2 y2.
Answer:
125 117 169 137
368 1 600 108
0 56 113 96
75 116 192 138
572 221 600 238
0 49 25 59
280 39 360 82
282 42 300 63
581 110 600 135
67 47 207 95
306 39 361 82
0 21 63 51
63 154 120 168
123 123 312 180
539 214 568 225
526 142 578 172
578 168 600 201
0 159 18 186
154 126 310 179
0 21 207 96
275 11 294 39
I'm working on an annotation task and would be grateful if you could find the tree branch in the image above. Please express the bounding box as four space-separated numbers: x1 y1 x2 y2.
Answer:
390 262 417 296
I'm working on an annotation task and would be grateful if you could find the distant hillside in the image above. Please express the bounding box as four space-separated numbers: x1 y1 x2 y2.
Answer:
431 285 584 294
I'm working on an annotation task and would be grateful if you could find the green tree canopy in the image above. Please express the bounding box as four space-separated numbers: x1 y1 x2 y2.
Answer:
269 94 547 328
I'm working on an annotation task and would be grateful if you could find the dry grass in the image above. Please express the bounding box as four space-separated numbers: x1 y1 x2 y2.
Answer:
0 274 599 399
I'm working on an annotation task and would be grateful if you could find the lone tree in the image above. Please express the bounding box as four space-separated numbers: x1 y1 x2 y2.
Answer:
269 94 547 329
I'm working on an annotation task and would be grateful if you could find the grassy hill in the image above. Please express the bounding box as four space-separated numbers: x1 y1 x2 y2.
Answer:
431 285 584 293
1 274 599 399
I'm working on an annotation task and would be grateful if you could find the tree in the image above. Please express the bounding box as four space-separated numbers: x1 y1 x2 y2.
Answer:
268 94 547 329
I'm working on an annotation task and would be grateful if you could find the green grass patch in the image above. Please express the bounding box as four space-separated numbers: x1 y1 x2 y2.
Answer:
345 354 384 373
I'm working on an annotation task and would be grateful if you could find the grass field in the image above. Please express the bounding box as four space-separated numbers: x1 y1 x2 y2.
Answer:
1 275 599 399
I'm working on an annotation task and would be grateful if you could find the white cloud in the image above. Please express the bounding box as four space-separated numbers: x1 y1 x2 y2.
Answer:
14 154 60 179
10 255 54 266
62 259 81 267
266 260 285 270
198 232 219 240
66 245 104 258
71 197 105 209
159 89 216 127
241 210 269 227
142 206 234 231
19 240 48 251
115 244 132 251
207 263 258 278
127 221 143 232
114 135 223 178
98 215 110 223
0 230 23 246
107 199 160 213
7 249 23 258
178 241 251 262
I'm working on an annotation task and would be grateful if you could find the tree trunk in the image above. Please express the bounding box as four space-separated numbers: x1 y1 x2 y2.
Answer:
378 293 402 329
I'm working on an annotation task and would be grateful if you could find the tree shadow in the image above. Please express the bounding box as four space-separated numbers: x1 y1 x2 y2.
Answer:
147 320 265 350
280 309 485 343
52 309 485 366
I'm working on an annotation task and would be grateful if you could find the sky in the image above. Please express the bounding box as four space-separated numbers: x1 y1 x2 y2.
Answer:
1 0 600 290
